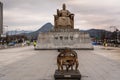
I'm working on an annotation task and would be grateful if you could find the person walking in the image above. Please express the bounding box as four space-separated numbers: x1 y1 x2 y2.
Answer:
33 41 37 47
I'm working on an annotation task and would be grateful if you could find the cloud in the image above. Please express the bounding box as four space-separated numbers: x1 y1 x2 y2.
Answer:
1 0 120 30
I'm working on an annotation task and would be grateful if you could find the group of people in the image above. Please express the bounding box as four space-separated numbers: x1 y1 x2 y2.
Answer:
21 40 37 48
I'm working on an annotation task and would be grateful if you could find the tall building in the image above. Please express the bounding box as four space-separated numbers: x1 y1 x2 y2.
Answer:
0 2 3 35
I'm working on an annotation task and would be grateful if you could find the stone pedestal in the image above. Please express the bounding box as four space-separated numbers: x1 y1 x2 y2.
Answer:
35 30 93 50
54 70 81 80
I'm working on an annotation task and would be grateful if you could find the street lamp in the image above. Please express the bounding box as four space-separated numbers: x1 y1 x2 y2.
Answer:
116 28 120 43
0 25 8 45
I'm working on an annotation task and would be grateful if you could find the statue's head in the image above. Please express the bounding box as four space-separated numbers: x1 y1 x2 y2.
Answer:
62 3 66 10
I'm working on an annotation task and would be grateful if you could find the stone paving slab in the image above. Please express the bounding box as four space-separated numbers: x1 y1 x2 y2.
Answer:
0 46 120 80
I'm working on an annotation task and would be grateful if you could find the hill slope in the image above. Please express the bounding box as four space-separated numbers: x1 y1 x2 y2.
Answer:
26 23 53 40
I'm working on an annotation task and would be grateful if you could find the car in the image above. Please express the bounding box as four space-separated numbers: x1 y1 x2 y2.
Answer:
8 42 16 46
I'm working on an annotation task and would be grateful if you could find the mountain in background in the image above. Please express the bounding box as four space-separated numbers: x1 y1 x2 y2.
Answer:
7 22 119 41
80 29 113 40
82 29 107 38
26 23 111 40
25 22 53 40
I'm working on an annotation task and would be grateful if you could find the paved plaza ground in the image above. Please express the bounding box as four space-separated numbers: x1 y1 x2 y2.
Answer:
0 46 120 80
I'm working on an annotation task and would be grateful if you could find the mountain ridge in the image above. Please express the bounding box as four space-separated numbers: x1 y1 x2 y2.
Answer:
8 22 118 41
26 22 53 40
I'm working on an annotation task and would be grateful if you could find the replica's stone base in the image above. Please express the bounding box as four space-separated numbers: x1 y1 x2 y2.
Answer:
35 30 93 50
54 70 81 80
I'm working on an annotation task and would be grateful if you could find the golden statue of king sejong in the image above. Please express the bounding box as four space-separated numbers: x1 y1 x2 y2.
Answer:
54 4 74 29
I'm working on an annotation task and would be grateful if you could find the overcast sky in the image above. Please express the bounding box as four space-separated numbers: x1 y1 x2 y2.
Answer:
1 0 120 31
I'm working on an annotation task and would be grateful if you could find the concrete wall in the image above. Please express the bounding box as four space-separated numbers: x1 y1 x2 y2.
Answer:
0 2 3 35
36 31 93 50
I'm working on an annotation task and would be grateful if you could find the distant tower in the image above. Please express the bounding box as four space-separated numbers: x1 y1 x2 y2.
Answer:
0 2 3 35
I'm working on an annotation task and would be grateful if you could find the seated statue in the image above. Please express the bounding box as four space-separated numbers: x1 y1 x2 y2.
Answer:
54 4 74 29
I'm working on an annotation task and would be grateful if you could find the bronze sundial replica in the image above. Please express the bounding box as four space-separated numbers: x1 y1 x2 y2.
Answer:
55 48 81 80
35 3 93 50
54 47 81 80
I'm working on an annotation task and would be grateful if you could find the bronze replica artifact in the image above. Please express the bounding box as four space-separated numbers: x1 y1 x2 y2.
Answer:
55 48 81 80
57 48 79 71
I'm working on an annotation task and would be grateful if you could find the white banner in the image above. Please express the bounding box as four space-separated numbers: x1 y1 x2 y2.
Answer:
1 34 6 37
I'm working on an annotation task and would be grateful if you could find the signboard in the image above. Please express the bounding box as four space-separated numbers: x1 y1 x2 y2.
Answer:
1 34 6 37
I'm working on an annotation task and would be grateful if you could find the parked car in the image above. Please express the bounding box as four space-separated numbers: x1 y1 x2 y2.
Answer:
8 42 16 46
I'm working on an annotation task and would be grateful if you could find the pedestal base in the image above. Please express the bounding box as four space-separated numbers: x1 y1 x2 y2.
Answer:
36 31 93 50
54 70 81 80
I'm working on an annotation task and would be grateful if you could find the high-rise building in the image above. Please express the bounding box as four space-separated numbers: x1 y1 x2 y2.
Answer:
0 2 3 35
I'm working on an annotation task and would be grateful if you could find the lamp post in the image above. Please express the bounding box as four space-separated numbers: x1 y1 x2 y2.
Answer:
1 25 8 45
4 25 9 45
116 28 119 43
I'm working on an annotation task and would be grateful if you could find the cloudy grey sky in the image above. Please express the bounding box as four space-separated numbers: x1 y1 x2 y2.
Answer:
1 0 120 31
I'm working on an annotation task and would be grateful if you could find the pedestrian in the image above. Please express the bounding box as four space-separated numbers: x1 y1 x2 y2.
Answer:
26 40 30 46
105 43 107 47
33 41 37 47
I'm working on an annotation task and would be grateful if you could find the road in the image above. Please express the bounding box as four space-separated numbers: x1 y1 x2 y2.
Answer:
0 46 120 80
